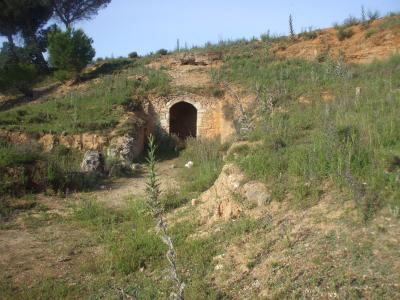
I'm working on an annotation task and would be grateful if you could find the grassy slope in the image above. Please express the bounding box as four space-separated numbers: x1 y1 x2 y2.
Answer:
218 53 400 220
0 59 170 135
0 58 171 202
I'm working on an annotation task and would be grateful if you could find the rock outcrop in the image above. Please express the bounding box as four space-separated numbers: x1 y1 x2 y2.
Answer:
107 135 141 166
107 114 148 165
196 163 271 224
81 151 105 173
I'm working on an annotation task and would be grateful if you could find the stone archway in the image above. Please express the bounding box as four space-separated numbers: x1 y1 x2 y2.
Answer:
169 101 197 139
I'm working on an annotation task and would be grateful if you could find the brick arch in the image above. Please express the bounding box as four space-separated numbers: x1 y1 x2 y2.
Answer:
169 101 197 139
163 99 204 138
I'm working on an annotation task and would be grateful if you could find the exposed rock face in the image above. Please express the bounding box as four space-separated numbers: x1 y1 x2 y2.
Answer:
0 129 108 153
107 135 141 166
107 113 148 165
39 133 107 152
196 163 271 224
81 151 105 173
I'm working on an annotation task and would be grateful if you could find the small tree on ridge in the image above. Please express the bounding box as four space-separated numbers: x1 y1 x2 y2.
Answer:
48 28 95 78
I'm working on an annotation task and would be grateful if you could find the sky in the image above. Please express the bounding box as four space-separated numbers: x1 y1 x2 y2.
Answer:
3 1 400 58
78 0 400 58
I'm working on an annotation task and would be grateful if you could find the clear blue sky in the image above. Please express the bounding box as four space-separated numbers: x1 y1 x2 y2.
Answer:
3 1 399 58
78 0 399 58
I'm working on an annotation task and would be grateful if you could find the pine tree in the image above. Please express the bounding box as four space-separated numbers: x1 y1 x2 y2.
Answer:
48 28 96 75
53 0 112 29
0 0 53 70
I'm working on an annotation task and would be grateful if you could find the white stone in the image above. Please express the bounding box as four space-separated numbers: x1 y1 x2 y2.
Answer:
185 161 194 168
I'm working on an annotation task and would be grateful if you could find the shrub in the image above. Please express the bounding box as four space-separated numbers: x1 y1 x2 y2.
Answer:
105 157 134 178
260 32 270 42
48 28 96 75
156 49 168 56
365 28 378 39
316 51 329 63
0 141 99 198
54 70 73 82
212 88 225 98
260 31 285 43
337 28 354 41
299 28 318 40
153 125 179 159
342 15 360 27
0 62 38 96
367 10 380 21
0 140 40 168
0 141 42 197
128 51 139 59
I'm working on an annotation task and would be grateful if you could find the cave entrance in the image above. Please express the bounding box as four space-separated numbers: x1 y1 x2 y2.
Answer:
169 102 197 139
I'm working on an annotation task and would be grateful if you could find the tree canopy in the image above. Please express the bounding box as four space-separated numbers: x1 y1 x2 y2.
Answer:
53 0 112 29
48 28 96 74
0 0 54 69
0 0 110 94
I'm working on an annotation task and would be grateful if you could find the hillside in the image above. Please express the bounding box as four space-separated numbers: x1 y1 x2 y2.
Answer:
273 16 400 63
0 14 400 299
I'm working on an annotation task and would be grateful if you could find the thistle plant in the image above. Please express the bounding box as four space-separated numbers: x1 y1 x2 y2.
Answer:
146 134 185 300
289 14 295 39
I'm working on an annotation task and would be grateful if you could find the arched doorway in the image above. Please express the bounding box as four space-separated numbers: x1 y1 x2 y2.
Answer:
169 102 197 139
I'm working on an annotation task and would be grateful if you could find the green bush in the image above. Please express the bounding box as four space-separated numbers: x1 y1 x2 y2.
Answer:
156 49 168 56
0 62 38 96
0 140 40 168
48 28 95 74
54 69 74 82
128 51 139 59
153 126 179 159
367 10 380 21
0 141 41 197
299 29 318 40
342 15 360 27
365 28 379 39
0 141 99 198
337 28 354 41
212 88 225 98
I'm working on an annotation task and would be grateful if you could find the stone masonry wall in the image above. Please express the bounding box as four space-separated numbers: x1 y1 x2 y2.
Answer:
150 93 236 141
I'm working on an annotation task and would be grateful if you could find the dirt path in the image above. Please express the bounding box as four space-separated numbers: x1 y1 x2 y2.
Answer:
87 157 181 207
0 157 182 288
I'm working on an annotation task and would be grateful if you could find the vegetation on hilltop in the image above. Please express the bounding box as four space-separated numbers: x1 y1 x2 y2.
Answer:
0 0 111 95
